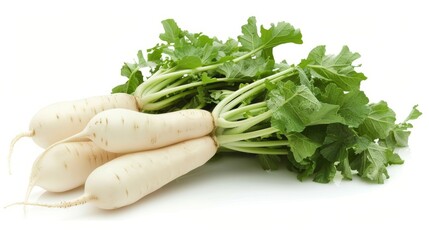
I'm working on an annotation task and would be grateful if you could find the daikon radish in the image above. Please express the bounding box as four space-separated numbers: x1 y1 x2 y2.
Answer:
17 136 217 209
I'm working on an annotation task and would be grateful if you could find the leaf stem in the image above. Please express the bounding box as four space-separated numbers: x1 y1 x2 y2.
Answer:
231 46 264 63
216 127 278 145
142 76 181 96
212 67 296 118
221 145 288 155
135 45 272 101
141 89 198 111
216 110 273 129
220 102 267 120
224 140 289 148
140 78 233 105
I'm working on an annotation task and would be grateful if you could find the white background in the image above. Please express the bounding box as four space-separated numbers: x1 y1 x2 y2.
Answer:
1 0 428 239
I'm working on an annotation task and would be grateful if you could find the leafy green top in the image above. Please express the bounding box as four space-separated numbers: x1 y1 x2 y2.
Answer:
113 17 421 184
213 45 421 184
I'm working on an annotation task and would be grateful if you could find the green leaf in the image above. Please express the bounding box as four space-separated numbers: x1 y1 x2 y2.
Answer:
338 156 353 180
321 83 370 127
322 45 361 67
218 58 273 79
111 84 126 94
147 44 164 63
390 130 411 147
350 141 405 183
286 132 322 163
302 125 329 145
184 86 207 109
353 136 372 154
209 90 234 103
201 72 217 84
306 46 367 91
238 17 262 51
195 34 213 47
297 162 317 181
336 91 369 127
260 21 303 48
124 71 143 94
320 124 356 161
176 56 202 69
111 73 143 94
381 129 411 148
162 31 219 68
386 150 404 165
120 63 134 78
258 155 281 171
219 38 239 54
350 143 392 184
320 124 356 180
268 81 345 134
268 81 321 133
159 19 182 43
111 49 149 94
307 103 345 125
358 101 396 140
309 65 366 91
237 17 302 60
219 62 242 78
313 159 337 183
296 67 312 89
381 105 422 148
260 21 302 59
200 44 218 65
404 105 422 122
111 62 143 94
137 50 147 66
300 45 326 67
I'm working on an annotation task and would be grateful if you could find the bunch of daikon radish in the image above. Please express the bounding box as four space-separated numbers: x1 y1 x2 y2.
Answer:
7 17 420 211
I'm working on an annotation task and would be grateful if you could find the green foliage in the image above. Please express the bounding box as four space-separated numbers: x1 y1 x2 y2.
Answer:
112 17 302 111
215 44 421 184
111 17 421 184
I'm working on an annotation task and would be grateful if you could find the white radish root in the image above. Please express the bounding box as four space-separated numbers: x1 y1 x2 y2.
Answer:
29 142 120 193
16 136 218 210
7 93 138 172
57 108 215 153
7 131 34 174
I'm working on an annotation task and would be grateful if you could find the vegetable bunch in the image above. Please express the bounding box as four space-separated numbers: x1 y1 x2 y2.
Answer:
7 17 420 211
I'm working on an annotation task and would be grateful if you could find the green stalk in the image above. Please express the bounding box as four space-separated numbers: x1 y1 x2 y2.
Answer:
220 102 267 119
230 46 264 63
141 89 198 111
216 110 273 129
141 82 236 111
135 46 269 100
165 76 192 88
140 78 231 105
140 81 205 106
212 67 296 118
221 83 267 115
224 111 273 134
136 67 177 96
221 145 288 155
142 76 182 96
224 140 289 148
216 127 278 145
212 80 265 119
